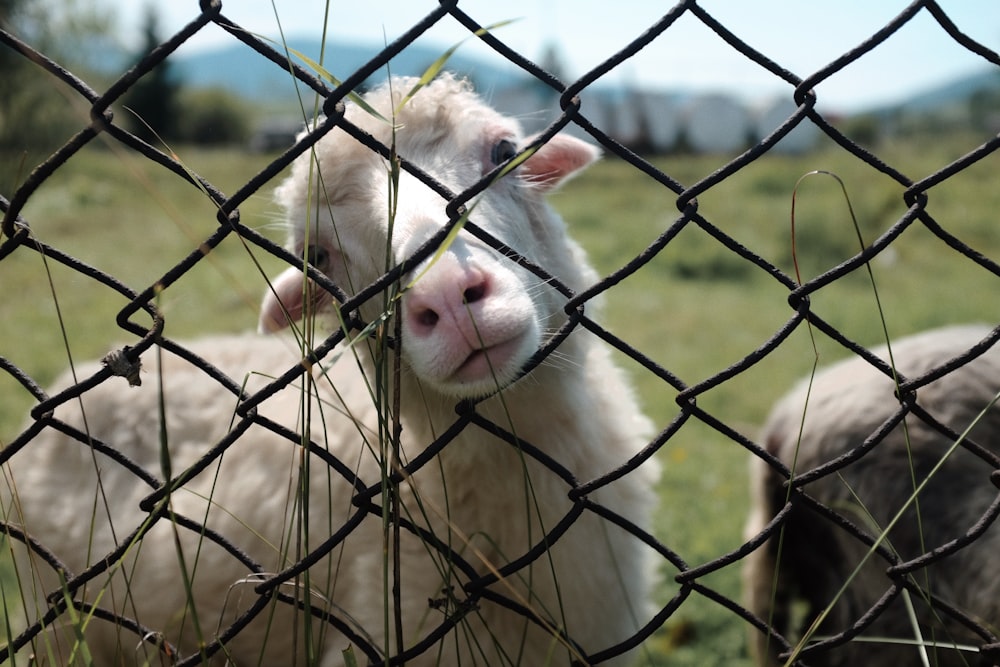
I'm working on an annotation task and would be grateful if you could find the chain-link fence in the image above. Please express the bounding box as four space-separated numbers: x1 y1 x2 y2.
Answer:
2 1 1000 665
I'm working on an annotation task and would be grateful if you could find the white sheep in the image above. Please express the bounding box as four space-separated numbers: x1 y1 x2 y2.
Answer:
2 74 660 666
743 324 1000 667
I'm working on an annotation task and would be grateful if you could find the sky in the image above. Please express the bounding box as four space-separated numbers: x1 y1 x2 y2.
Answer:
118 1 1000 112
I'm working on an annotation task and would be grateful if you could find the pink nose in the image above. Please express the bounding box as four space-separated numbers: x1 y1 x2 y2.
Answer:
405 263 491 339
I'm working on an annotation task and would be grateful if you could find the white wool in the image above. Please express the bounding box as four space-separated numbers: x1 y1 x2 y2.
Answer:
743 324 1000 667
5 74 660 666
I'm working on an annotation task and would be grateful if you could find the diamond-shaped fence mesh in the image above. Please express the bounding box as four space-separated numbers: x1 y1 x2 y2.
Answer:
2 1 1000 665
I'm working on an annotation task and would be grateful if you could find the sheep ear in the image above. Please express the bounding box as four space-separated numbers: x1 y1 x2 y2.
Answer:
521 134 600 191
259 266 332 334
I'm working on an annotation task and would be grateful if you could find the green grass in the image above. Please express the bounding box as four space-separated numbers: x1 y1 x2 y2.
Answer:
0 141 288 429
2 130 1000 665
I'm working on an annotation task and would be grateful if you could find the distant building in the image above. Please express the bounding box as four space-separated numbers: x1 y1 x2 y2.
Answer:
477 84 819 156
683 93 751 154
637 91 681 153
601 89 643 148
753 97 818 154
249 117 303 153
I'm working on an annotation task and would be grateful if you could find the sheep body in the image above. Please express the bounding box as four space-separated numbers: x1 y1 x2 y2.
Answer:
744 324 1000 666
4 75 659 666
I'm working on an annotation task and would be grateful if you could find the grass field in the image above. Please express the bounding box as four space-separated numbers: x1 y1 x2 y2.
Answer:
2 127 1000 664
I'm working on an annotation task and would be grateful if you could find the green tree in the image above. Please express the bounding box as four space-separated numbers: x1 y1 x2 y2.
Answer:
0 0 116 192
969 84 1000 132
176 88 251 146
837 112 882 149
120 4 181 145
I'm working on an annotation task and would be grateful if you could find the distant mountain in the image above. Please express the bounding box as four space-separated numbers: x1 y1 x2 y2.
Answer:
164 35 1000 152
171 37 530 107
866 67 1000 115
171 36 1000 119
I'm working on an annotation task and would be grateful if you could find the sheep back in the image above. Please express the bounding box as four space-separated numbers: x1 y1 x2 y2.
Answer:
5 334 656 665
745 324 1000 667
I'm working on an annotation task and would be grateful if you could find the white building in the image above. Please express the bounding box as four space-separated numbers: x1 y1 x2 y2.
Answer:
683 93 751 154
753 97 819 154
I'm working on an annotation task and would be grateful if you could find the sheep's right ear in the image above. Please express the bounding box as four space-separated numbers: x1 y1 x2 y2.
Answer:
521 134 600 192
259 267 330 333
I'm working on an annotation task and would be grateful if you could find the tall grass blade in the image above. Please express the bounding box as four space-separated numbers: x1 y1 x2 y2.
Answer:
783 170 987 665
395 20 519 112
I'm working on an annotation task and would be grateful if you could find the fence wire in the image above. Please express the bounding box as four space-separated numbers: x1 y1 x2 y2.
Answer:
2 1 1000 665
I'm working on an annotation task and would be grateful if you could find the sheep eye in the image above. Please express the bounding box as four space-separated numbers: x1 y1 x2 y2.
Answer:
304 244 330 271
490 138 518 166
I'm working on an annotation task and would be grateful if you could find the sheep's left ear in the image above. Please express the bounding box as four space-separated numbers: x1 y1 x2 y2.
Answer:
259 266 331 333
520 133 600 192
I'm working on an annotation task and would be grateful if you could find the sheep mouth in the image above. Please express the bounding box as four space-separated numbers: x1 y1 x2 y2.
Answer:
452 337 525 384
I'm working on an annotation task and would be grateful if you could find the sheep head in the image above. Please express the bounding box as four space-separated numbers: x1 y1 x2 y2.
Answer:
260 74 599 398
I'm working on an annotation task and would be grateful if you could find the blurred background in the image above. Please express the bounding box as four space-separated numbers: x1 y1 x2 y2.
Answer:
3 0 1000 172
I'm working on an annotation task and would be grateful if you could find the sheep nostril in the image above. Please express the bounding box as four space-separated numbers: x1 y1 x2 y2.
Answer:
463 283 487 305
416 309 439 328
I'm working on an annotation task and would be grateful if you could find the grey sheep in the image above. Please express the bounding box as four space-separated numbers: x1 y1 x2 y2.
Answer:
744 324 1000 666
